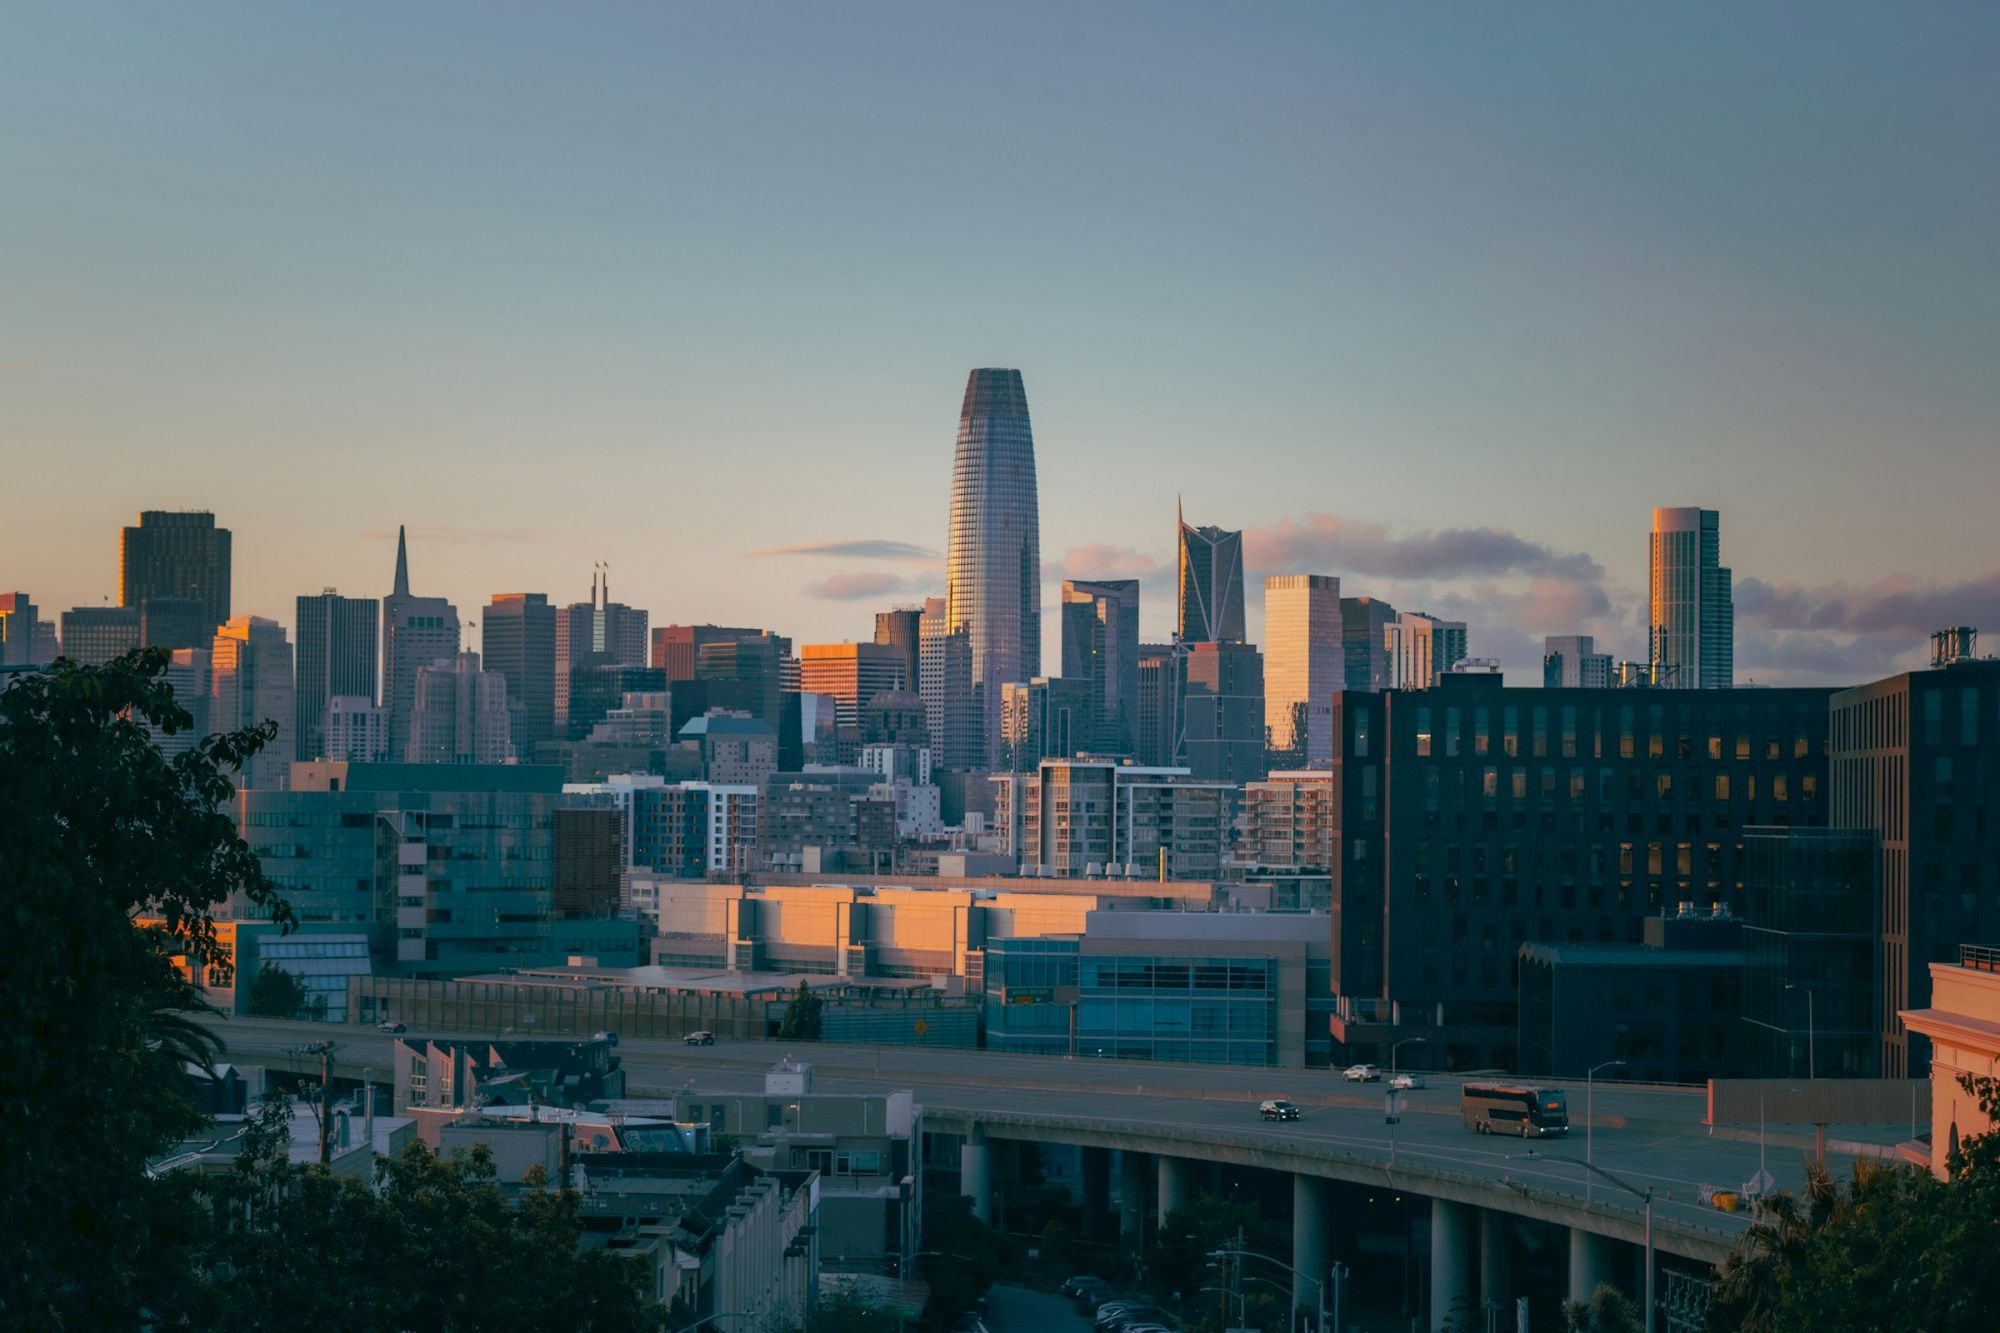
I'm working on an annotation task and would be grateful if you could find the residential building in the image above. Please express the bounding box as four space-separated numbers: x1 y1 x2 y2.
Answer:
555 567 649 731
1181 639 1266 784
391 1036 627 1113
554 806 625 918
1901 945 2000 1178
918 597 977 772
1000 677 1094 772
484 592 558 756
1004 758 1233 880
1326 677 1836 1070
120 509 231 633
944 367 1041 768
322 694 387 761
1339 596 1397 692
381 527 462 760
1176 503 1245 645
1384 611 1468 690
60 605 140 665
1740 827 1879 1078
0 592 38 665
1831 644 2000 1075
1264 573 1341 764
1648 506 1733 689
1544 634 1614 689
873 607 923 702
759 769 896 873
211 616 294 790
294 589 379 761
405 651 514 765
1060 579 1140 754
1238 771 1335 871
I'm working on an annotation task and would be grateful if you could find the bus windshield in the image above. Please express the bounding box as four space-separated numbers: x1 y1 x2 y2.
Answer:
1533 1091 1569 1128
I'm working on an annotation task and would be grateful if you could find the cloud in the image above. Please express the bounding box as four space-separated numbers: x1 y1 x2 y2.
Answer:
1736 573 2000 638
804 570 925 601
1243 513 1603 583
756 539 938 561
1053 543 1173 586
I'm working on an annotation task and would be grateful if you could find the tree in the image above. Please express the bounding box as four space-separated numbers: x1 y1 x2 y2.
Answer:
1562 1282 1643 1333
0 651 291 1327
803 1285 901 1333
247 961 325 1020
919 1193 1008 1332
779 980 823 1041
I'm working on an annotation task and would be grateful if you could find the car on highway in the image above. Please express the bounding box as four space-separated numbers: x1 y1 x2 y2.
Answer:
1390 1072 1426 1091
592 1029 619 1046
1259 1098 1301 1121
376 1021 406 1033
1343 1063 1381 1082
684 1030 716 1046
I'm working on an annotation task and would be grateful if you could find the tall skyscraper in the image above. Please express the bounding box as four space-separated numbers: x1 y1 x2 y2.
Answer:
484 592 558 756
919 596 977 772
1177 502 1246 645
1339 596 1397 692
59 606 141 665
381 526 462 759
295 589 380 761
873 607 923 701
120 510 232 634
945 368 1040 768
0 593 38 666
1263 573 1341 764
211 616 294 790
406 650 514 764
1648 506 1733 689
1543 634 1613 689
555 567 648 731
1384 611 1468 690
1060 579 1140 755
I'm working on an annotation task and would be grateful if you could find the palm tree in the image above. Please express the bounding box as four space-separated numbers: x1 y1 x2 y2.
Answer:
142 996 225 1077
1707 1158 1842 1332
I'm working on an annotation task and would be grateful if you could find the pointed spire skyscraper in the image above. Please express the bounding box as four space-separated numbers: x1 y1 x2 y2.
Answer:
392 523 410 599
380 524 460 759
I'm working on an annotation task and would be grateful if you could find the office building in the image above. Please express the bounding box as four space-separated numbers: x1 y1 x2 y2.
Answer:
295 590 379 761
1060 578 1140 754
1831 644 2000 1075
1264 574 1341 765
1181 639 1266 784
322 695 387 762
31 619 58 663
1543 634 1614 689
554 567 649 731
381 527 462 760
211 616 295 791
120 510 231 634
1648 506 1733 689
677 713 779 786
1740 827 1879 1078
873 607 923 702
136 596 208 651
553 807 625 919
799 642 907 733
151 648 212 758
568 660 667 741
1238 771 1335 871
1326 676 1836 1070
1384 611 1468 691
944 368 1041 768
653 624 772 680
0 592 37 665
60 605 140 665
918 597 977 772
1002 758 1233 880
1176 502 1245 645
1134 643 1183 769
695 633 794 734
1000 677 1094 772
1339 596 1396 692
483 592 558 756
405 651 514 765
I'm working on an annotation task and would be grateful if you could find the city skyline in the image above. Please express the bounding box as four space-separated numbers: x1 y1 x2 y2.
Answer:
7 6 2000 686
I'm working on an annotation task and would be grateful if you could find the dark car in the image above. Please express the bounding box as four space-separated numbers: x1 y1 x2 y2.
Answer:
684 1030 716 1046
1260 1098 1301 1121
376 1021 406 1034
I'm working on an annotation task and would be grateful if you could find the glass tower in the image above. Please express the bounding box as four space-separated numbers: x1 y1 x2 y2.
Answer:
1176 503 1245 645
1649 506 1733 689
945 368 1040 768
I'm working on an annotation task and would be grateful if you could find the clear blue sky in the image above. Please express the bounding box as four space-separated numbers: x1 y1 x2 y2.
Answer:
4 3 1996 682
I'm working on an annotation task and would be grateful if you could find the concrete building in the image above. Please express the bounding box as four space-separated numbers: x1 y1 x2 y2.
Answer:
1265 574 1341 766
944 368 1041 769
1000 676 1094 772
294 589 378 761
918 596 977 773
134 596 209 651
31 618 58 663
484 591 558 756
678 712 779 785
120 509 231 635
1001 759 1233 881
1648 506 1733 689
0 592 38 665
555 567 649 732
1238 771 1335 872
405 650 513 765
1384 611 1468 691
1832 646 2000 1075
554 806 626 919
1181 639 1266 784
59 605 140 665
1901 944 2000 1178
1060 578 1140 755
381 527 462 760
1543 634 1614 690
321 694 387 761
1740 827 1879 1078
873 606 923 705
211 616 294 790
1177 503 1245 645
1339 595 1397 692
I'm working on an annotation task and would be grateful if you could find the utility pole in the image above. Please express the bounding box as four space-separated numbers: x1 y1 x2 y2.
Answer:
306 1041 338 1165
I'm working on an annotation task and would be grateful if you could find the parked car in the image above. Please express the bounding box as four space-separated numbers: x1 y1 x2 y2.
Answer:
1064 1276 1107 1299
1071 1280 1112 1311
1390 1072 1426 1091
1098 1307 1170 1332
376 1021 406 1034
1259 1098 1301 1121
684 1030 716 1046
1343 1063 1382 1082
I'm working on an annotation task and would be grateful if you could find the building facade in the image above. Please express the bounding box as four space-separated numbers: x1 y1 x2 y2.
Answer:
406 650 514 765
120 509 232 634
1181 639 1266 784
1004 759 1233 880
322 694 387 761
295 590 379 762
484 592 558 756
1264 574 1341 764
1384 611 1468 691
1238 771 1335 871
1739 827 1879 1078
1543 634 1613 689
0 592 37 665
1000 677 1094 773
1339 596 1396 692
1648 506 1733 689
918 597 977 773
1060 578 1140 755
381 527 462 760
60 605 140 665
211 616 295 790
1176 504 1245 645
554 569 649 732
872 607 923 703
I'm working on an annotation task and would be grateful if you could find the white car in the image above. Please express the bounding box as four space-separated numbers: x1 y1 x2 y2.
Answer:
1390 1072 1426 1091
1343 1063 1382 1082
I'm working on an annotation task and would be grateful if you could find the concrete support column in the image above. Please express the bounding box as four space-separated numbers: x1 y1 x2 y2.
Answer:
1081 1147 1112 1239
960 1126 991 1224
1429 1199 1474 1333
1568 1227 1616 1307
1157 1154 1196 1225
1479 1208 1511 1312
1292 1175 1333 1318
1119 1151 1147 1242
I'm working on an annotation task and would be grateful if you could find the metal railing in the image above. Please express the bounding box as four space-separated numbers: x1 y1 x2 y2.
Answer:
1960 943 2000 972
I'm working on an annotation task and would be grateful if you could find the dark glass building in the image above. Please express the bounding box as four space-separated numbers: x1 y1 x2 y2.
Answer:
120 509 232 635
1739 827 1879 1078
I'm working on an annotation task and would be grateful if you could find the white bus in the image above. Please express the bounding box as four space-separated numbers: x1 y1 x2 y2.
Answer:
1461 1081 1569 1137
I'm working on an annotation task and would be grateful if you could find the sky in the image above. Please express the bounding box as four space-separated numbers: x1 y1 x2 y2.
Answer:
4 3 1997 684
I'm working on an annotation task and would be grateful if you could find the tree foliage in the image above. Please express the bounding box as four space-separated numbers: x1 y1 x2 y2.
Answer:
1562 1282 1642 1333
247 962 324 1021
779 980 824 1041
1706 1074 2000 1333
919 1193 1008 1332
0 651 290 1327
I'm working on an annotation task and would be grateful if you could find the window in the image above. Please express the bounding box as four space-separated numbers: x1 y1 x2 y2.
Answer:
1415 707 1432 757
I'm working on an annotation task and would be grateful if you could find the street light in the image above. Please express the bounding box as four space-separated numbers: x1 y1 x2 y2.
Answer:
1528 1153 1654 1333
1785 984 1816 1080
1585 1060 1626 1206
1200 1285 1248 1327
1208 1246 1343 1333
1391 1036 1428 1080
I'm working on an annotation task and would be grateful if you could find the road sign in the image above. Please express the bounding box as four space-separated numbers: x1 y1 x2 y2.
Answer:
913 1018 928 1036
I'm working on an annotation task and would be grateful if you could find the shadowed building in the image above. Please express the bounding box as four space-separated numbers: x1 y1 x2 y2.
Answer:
484 592 558 756
381 526 461 760
295 590 379 761
211 616 294 790
120 510 231 636
1060 578 1140 755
